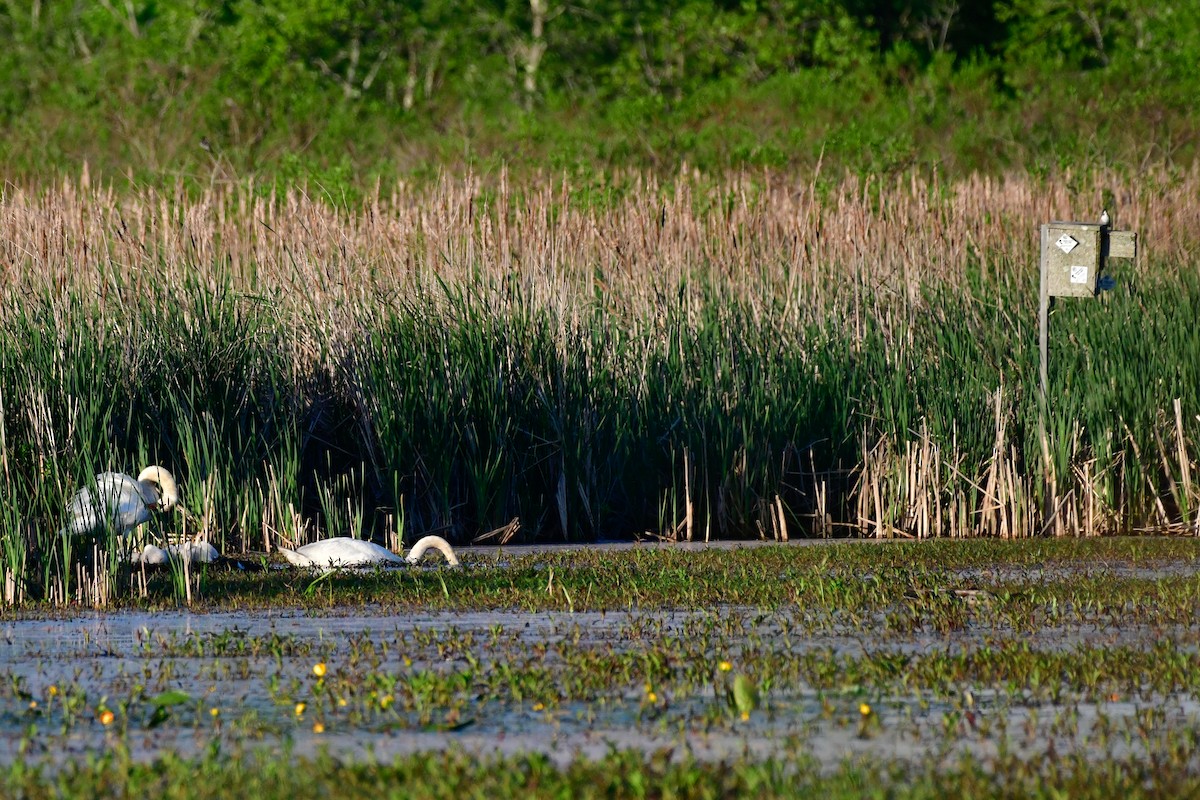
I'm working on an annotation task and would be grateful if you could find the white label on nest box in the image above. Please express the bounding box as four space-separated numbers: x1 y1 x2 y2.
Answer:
1056 234 1079 254
1070 265 1088 284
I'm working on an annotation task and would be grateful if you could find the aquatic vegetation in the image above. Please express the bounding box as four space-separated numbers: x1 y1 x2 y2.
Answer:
0 541 1194 794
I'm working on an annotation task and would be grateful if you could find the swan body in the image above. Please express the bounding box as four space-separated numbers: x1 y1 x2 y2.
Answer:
59 467 179 537
132 541 220 566
278 535 459 569
278 538 404 568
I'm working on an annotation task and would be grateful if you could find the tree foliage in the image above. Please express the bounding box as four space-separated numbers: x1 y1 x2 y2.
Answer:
0 0 1196 180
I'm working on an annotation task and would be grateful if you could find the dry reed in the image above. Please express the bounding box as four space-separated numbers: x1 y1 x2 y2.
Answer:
4 166 1198 342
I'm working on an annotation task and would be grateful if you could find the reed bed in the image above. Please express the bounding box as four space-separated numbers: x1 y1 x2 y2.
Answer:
2 166 1199 603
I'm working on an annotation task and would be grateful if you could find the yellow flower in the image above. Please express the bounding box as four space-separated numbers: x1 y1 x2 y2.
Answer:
740 711 750 722
337 697 348 708
313 722 325 734
294 702 307 717
28 701 37 710
859 703 872 717
379 694 394 710
646 691 658 704
532 702 545 712
48 685 58 697
99 710 115 726
718 661 733 672
312 663 327 678
210 707 220 718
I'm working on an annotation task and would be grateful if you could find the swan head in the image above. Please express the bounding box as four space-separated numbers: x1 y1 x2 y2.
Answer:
137 466 178 513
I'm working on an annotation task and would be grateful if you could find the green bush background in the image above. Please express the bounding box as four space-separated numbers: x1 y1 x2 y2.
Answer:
1 0 1196 184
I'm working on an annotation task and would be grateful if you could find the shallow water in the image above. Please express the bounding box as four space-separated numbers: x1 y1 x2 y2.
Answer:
2 539 1198 769
0 592 1196 769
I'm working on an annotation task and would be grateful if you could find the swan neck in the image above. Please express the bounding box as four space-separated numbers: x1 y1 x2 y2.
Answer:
137 466 178 511
406 535 460 566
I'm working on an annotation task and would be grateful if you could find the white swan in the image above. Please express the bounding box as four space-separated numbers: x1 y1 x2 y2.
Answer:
59 467 179 537
131 541 220 566
277 535 460 569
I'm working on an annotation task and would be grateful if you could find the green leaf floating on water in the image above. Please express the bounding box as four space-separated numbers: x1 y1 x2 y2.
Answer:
151 690 192 707
146 690 192 729
732 674 759 716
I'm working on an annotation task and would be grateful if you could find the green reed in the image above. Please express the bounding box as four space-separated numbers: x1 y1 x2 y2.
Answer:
2 222 1199 602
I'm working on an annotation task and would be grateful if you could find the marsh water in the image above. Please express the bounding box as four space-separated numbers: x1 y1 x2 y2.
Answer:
0 541 1197 769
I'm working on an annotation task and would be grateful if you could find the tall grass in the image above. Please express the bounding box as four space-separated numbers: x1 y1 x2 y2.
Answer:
2 166 1199 602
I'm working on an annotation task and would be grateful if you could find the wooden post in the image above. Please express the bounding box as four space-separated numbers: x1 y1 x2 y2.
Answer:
1036 216 1137 534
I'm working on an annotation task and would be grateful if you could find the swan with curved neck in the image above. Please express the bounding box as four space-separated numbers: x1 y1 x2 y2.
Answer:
59 466 180 538
278 535 460 569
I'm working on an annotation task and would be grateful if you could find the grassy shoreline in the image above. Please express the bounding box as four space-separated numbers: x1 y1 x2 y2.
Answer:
11 745 1200 799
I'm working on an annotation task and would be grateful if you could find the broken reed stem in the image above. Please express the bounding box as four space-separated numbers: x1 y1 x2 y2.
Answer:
684 447 694 543
1174 398 1196 532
